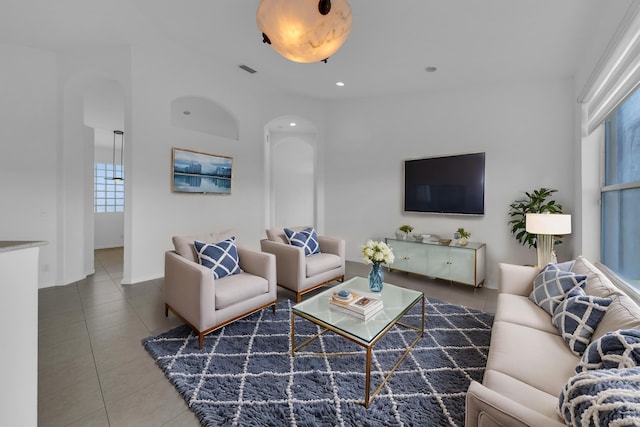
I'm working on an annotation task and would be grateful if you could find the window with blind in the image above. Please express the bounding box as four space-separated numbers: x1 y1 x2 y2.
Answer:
602 87 640 290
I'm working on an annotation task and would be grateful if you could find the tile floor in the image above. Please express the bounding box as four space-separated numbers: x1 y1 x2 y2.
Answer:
38 247 497 426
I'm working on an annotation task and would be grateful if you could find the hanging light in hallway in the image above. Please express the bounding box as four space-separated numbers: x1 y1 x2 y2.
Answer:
112 130 124 182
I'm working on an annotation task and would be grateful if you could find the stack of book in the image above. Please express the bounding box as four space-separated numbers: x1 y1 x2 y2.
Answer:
329 290 383 320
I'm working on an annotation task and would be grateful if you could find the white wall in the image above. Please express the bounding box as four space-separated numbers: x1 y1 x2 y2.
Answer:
324 78 576 288
126 42 326 284
0 40 326 287
0 43 58 287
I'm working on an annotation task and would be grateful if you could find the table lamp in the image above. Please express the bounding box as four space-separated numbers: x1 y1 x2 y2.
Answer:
525 213 572 268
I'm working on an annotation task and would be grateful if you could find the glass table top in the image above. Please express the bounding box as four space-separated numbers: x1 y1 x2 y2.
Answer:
292 276 423 344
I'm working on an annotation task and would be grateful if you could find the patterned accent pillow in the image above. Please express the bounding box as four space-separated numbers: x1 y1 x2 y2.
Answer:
284 227 321 256
555 260 576 272
558 367 640 427
529 263 587 316
576 329 640 372
194 237 241 279
552 288 613 356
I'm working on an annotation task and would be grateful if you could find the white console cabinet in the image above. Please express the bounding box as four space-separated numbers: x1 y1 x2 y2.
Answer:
385 238 486 287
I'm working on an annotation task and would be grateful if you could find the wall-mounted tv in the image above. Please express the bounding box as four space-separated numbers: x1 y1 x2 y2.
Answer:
404 152 485 215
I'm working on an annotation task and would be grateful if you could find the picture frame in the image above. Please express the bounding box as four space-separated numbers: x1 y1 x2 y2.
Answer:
172 147 233 194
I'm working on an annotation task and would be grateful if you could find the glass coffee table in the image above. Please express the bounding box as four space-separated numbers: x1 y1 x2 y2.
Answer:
291 276 424 407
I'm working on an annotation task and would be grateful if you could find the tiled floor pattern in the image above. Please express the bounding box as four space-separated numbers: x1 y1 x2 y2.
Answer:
38 247 497 426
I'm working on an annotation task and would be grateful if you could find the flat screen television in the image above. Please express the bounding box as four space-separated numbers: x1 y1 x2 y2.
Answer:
404 152 485 215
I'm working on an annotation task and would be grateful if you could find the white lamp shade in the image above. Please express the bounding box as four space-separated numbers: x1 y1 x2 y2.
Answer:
525 213 572 235
257 0 352 63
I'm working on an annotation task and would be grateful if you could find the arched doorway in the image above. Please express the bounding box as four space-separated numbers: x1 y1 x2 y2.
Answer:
264 116 317 228
84 80 126 252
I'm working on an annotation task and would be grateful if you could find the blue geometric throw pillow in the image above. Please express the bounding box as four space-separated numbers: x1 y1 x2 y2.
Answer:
576 329 640 373
284 227 320 256
194 237 241 279
558 367 640 427
552 288 613 356
529 263 587 316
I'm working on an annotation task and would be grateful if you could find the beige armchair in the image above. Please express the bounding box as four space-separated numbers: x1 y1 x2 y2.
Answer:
260 226 345 302
164 231 276 348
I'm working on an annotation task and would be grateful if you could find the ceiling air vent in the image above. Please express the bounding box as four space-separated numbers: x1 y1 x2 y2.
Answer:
238 64 257 74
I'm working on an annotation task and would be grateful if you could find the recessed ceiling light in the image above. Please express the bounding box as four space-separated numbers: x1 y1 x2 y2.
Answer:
425 66 437 73
289 122 297 127
336 81 345 87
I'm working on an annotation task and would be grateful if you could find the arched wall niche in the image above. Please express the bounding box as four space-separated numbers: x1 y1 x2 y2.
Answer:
264 115 318 229
170 95 239 140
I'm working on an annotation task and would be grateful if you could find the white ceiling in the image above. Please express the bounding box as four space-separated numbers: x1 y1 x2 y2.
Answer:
0 0 631 101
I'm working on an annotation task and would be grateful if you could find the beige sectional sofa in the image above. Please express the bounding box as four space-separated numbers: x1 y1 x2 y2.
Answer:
465 256 640 426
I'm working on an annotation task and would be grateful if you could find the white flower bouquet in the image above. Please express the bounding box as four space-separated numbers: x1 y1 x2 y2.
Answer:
361 240 395 265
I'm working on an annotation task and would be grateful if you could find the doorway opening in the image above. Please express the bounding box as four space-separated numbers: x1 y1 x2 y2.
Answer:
264 115 318 229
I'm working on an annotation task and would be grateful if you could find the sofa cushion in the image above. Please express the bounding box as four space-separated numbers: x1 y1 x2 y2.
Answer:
214 273 269 310
486 321 579 396
194 237 241 279
592 294 640 342
529 263 587 316
571 255 621 298
482 370 565 424
551 288 612 356
284 227 321 256
494 294 559 335
576 329 640 372
265 228 286 244
172 229 234 263
558 367 640 427
305 252 341 277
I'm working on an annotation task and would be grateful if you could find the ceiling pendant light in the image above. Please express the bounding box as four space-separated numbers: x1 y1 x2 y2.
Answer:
112 130 124 182
257 0 352 63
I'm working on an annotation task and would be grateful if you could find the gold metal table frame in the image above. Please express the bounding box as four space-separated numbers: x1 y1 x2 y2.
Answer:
291 283 424 408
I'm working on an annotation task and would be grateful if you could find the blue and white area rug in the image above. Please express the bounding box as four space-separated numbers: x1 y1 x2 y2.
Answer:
142 298 493 426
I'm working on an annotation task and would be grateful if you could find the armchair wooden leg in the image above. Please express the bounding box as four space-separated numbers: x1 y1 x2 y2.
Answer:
164 303 168 317
272 303 276 314
199 333 205 349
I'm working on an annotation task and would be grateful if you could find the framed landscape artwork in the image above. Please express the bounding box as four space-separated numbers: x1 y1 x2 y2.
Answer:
172 147 233 194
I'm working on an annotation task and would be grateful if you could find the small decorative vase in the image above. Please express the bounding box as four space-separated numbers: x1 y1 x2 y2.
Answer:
369 263 384 292
458 237 469 246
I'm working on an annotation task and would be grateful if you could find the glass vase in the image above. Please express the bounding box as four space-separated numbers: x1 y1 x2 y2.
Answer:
368 263 384 292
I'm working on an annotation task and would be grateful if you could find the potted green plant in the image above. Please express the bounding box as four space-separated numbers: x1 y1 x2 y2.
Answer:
456 228 471 246
508 187 564 248
398 225 413 240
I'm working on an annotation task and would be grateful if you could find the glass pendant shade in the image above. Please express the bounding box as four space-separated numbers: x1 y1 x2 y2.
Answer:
257 0 352 63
